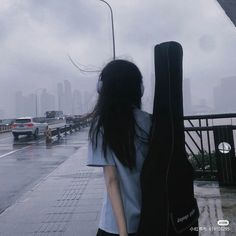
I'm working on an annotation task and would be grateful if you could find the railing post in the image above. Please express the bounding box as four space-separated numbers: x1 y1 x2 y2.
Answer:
64 125 67 136
213 125 236 186
45 127 52 144
70 125 73 134
57 128 61 139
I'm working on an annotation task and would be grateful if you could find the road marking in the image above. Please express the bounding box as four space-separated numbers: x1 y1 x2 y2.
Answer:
50 145 81 148
0 136 12 141
0 144 12 147
0 146 31 159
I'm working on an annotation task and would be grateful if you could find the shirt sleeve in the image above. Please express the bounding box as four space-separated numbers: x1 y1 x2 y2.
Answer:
87 131 116 167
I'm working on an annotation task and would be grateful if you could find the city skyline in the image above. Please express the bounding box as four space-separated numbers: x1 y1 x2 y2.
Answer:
1 74 233 119
12 79 95 118
1 0 236 118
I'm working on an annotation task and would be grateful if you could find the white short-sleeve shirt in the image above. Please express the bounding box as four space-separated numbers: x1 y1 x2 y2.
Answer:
87 108 152 234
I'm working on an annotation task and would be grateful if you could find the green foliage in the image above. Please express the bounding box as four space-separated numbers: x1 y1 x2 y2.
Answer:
188 150 217 170
187 150 218 180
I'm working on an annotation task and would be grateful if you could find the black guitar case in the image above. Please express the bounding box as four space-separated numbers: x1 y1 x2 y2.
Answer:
137 42 199 236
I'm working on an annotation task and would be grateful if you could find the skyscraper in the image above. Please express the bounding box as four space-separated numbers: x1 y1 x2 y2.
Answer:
40 89 56 116
57 83 64 112
72 90 82 115
183 78 193 115
25 93 36 117
213 76 236 113
83 91 96 114
64 80 73 115
213 85 223 113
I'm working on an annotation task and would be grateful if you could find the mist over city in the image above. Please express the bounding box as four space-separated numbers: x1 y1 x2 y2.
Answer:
0 1 236 235
0 0 236 118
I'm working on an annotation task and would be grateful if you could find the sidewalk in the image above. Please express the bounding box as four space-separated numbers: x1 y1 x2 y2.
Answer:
0 129 105 236
0 129 235 236
194 181 236 236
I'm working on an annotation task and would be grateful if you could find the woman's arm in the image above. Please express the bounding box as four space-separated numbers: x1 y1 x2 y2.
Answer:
103 166 128 236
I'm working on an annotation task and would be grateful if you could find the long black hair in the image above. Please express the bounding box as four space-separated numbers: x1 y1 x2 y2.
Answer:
89 59 144 170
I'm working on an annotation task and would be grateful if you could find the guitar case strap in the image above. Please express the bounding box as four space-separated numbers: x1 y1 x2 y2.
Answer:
137 42 199 236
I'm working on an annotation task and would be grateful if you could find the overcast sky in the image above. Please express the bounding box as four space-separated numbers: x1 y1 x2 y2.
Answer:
0 0 236 117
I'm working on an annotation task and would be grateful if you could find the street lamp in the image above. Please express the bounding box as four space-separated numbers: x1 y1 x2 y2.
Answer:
98 0 116 60
68 1 116 73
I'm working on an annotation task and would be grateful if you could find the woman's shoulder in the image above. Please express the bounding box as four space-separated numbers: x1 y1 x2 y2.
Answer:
133 107 152 120
133 108 152 133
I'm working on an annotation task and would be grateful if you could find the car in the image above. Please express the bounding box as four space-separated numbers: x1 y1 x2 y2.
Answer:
12 117 48 140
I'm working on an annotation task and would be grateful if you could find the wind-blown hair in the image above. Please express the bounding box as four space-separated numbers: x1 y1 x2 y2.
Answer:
89 59 144 170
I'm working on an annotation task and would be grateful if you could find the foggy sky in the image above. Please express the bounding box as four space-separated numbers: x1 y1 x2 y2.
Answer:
0 0 236 117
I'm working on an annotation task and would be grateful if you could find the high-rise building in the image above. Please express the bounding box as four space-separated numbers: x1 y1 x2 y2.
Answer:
183 78 193 115
57 83 65 112
25 93 36 117
72 90 82 115
213 85 224 113
40 89 56 116
192 98 213 115
64 80 73 115
213 76 236 113
83 91 96 114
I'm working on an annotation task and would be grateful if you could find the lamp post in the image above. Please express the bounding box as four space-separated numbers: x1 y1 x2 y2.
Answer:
98 0 116 60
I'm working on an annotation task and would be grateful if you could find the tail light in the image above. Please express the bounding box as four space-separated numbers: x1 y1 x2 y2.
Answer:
26 123 34 127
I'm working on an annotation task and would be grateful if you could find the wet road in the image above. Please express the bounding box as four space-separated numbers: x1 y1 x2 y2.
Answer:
0 129 88 214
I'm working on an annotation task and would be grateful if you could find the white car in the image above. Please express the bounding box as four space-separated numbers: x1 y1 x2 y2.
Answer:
12 117 48 139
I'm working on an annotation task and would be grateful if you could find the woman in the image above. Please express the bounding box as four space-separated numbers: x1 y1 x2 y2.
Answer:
87 59 152 236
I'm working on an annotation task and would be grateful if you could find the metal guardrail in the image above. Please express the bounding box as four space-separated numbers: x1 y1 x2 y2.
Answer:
46 116 92 143
184 112 236 182
2 112 236 183
0 125 11 133
46 112 236 183
0 114 92 136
